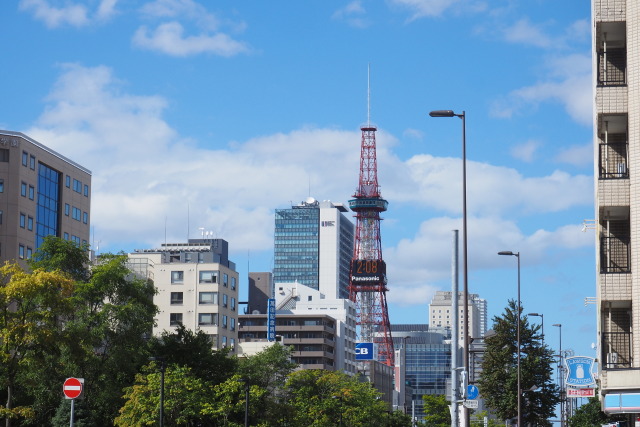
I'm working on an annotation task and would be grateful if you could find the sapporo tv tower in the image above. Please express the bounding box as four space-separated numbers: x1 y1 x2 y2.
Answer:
348 70 394 366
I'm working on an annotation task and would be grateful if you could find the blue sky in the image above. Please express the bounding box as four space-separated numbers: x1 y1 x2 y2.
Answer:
2 0 595 362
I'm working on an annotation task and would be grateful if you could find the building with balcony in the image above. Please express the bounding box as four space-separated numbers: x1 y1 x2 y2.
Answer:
594 0 640 417
0 130 91 265
128 238 239 351
238 313 338 370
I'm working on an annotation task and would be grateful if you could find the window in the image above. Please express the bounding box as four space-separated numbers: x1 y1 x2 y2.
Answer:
222 315 228 328
73 179 82 193
199 313 217 326
83 212 88 224
171 271 184 284
20 182 27 197
231 277 236 290
199 271 218 283
64 232 69 240
66 175 71 188
72 207 81 221
0 210 3 224
0 149 8 162
170 292 184 305
22 151 28 166
27 216 33 231
84 184 89 197
0 179 3 193
199 292 218 305
26 247 32 259
65 204 70 216
19 245 24 259
19 213 25 228
231 297 236 311
170 313 183 326
223 273 228 287
29 155 35 170
222 294 228 308
230 338 235 349
222 336 227 347
230 318 236 331
28 185 34 200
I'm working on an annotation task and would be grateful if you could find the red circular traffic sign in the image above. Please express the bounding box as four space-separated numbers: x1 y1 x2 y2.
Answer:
63 377 83 399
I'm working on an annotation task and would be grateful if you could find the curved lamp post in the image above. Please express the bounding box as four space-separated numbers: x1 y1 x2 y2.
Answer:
498 250 521 427
429 109 468 426
528 312 544 344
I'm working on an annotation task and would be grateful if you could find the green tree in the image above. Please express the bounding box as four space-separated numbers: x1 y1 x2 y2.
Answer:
478 300 560 426
115 363 212 426
567 396 623 427
422 394 450 426
149 324 237 385
0 263 75 426
285 369 390 427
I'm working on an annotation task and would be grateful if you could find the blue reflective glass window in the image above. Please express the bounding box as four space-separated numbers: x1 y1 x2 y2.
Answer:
22 151 27 166
36 164 60 249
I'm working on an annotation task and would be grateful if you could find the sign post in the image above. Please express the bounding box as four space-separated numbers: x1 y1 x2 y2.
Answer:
63 377 83 427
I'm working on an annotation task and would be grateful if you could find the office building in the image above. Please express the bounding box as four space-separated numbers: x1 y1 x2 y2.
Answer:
593 0 640 418
390 324 452 422
247 272 273 315
274 197 354 299
128 238 239 350
0 130 91 265
428 291 487 346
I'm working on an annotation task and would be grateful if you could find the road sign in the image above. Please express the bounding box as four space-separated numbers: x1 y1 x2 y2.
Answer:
463 400 479 409
565 356 596 386
355 342 374 361
467 384 479 400
567 387 595 398
63 377 83 399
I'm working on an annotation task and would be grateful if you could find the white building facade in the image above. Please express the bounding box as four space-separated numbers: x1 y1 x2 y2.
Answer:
128 238 239 351
428 291 487 346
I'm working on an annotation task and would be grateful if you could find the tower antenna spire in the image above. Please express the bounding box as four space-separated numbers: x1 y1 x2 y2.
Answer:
367 63 371 126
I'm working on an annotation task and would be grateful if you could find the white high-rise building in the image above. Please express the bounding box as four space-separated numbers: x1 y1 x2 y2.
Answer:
428 291 487 346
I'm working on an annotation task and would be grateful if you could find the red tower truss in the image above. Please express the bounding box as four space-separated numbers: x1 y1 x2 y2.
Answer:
348 124 394 366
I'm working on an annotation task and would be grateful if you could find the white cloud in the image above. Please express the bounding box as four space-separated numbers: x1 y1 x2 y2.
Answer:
510 139 541 162
140 0 222 32
491 53 592 125
132 22 250 57
332 1 371 28
24 64 593 307
19 0 117 28
555 143 593 167
503 19 552 48
388 0 460 20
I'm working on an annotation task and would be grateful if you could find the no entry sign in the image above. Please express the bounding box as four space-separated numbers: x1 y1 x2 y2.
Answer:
63 377 83 399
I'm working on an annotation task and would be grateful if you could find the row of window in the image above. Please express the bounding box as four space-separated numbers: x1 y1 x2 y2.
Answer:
21 151 36 170
169 291 236 310
18 244 33 260
64 203 89 224
19 213 34 231
65 175 89 197
169 313 236 330
20 182 35 200
170 270 237 289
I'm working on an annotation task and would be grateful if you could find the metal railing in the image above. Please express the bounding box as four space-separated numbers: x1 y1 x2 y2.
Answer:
600 236 630 273
602 331 632 369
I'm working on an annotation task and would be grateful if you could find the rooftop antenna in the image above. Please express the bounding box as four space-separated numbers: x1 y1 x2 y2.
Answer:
367 63 371 127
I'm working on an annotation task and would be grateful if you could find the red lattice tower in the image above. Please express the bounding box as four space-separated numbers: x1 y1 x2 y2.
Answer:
348 123 394 366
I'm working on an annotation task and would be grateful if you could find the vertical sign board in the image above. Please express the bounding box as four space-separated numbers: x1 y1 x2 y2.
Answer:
565 356 596 387
355 343 375 361
267 298 276 342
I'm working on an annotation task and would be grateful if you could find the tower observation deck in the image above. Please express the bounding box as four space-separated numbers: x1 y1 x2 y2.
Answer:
348 123 394 366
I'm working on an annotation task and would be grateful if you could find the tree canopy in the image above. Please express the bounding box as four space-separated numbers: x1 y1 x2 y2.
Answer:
478 299 560 426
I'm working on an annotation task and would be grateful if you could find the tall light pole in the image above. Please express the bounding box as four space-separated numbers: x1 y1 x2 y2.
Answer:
553 323 564 427
429 109 468 426
528 312 544 345
498 250 520 427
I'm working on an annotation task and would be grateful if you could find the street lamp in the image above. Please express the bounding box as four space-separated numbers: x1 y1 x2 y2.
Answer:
429 109 468 426
498 250 521 427
528 312 544 344
553 323 564 427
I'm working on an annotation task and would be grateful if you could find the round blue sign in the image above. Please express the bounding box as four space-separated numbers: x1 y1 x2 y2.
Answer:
467 384 479 400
